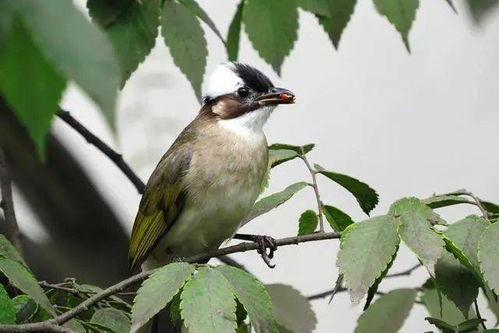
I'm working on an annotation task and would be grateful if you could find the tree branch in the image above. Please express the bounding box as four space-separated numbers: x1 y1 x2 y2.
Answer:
300 148 325 232
0 231 340 331
0 147 22 253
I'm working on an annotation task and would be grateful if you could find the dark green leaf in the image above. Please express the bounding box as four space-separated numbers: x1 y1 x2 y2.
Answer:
268 149 299 169
243 182 308 225
243 0 298 74
269 143 314 155
91 308 130 333
63 320 86 333
178 0 225 44
422 282 470 326
484 330 499 333
0 284 15 324
13 0 120 125
131 263 195 332
425 317 455 332
0 257 54 316
355 289 416 333
457 318 485 332
266 284 317 333
0 1 14 45
478 222 499 294
389 197 445 275
216 265 275 333
372 0 419 52
423 195 472 209
181 267 237 333
441 236 484 287
0 19 65 157
297 0 329 16
298 210 318 235
465 0 499 23
169 293 182 327
323 205 354 232
317 0 357 49
337 215 400 303
161 0 207 101
227 1 244 61
364 246 398 310
482 201 499 216
315 164 379 215
87 0 160 87
0 235 26 267
12 295 37 323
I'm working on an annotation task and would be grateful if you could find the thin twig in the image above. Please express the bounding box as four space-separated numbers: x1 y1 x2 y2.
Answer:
441 189 490 219
474 299 487 330
0 147 22 253
0 231 341 332
328 274 343 304
300 147 325 232
57 109 146 194
384 263 422 278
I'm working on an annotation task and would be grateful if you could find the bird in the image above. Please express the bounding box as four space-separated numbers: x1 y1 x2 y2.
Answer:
128 62 295 273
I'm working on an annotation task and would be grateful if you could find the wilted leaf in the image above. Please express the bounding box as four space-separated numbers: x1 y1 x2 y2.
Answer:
317 0 357 48
478 222 499 294
373 0 419 52
181 267 237 333
243 0 298 74
179 0 224 44
315 164 378 215
389 197 445 275
355 289 416 333
161 0 207 100
216 265 275 333
0 284 15 324
269 143 314 155
323 205 354 232
298 210 318 235
227 0 244 61
243 182 307 225
13 0 120 125
266 284 317 333
337 215 400 303
0 19 65 157
131 263 195 332
87 0 159 86
91 308 130 333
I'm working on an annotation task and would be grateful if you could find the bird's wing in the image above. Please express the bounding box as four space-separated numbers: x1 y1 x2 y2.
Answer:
128 142 192 273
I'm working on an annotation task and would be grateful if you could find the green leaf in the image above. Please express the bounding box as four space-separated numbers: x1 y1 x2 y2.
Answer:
0 235 26 267
482 201 499 216
268 143 315 155
354 289 416 333
297 0 329 16
169 293 182 327
457 318 485 332
364 246 398 310
315 164 378 215
216 265 275 333
423 195 472 209
91 308 130 333
323 205 354 232
0 257 54 316
161 0 207 101
484 330 499 333
422 282 470 326
63 320 86 333
337 215 400 303
478 222 499 294
87 0 160 87
465 0 499 23
13 0 120 125
0 19 65 157
227 1 244 61
0 284 15 324
485 287 499 328
266 284 317 333
243 0 298 74
317 0 357 49
12 295 37 323
372 0 419 52
131 263 195 332
298 210 318 235
425 317 456 332
268 149 299 169
243 182 308 225
181 267 237 333
0 1 14 45
389 197 445 275
178 0 225 44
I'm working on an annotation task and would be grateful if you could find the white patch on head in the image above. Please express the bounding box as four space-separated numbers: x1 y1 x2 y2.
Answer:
218 106 275 138
204 63 243 98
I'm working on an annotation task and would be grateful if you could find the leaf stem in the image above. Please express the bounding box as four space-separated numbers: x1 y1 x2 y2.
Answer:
300 147 325 232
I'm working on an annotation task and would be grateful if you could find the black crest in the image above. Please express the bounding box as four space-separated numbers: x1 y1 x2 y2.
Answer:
231 62 274 93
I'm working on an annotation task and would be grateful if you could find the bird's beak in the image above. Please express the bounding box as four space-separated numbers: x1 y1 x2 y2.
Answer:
256 88 295 106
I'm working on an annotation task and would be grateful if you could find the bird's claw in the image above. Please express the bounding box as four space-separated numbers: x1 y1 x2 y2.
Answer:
253 235 277 268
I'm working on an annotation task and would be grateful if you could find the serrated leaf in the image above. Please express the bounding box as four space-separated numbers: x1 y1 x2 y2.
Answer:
131 263 195 332
373 0 419 52
243 0 298 74
337 215 400 303
297 0 329 16
266 284 317 333
227 0 244 61
298 210 318 235
87 0 159 87
315 164 379 215
323 205 354 232
0 257 54 316
269 143 314 155
317 0 357 49
0 235 25 267
91 308 130 333
161 0 207 101
355 289 416 333
0 19 65 157
478 222 499 294
178 0 224 44
423 195 472 209
216 265 275 333
0 284 15 324
364 246 398 310
243 182 307 225
422 282 471 326
12 295 37 323
389 197 445 275
12 0 119 126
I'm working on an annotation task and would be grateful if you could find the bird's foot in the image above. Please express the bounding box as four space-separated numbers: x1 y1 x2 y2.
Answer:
234 233 277 268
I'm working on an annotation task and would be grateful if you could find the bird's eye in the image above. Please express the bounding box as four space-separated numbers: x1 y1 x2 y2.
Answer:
237 87 250 98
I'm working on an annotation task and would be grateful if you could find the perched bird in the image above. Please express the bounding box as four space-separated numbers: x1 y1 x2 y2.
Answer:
128 62 295 273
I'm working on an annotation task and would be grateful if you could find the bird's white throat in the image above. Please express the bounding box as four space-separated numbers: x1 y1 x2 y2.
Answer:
218 106 275 138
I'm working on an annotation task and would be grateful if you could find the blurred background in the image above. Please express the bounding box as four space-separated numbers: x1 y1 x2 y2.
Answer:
2 0 499 331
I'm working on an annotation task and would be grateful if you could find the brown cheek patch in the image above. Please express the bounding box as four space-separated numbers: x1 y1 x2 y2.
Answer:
211 98 244 119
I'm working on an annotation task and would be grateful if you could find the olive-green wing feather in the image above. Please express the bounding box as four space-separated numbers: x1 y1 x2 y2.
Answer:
128 143 192 273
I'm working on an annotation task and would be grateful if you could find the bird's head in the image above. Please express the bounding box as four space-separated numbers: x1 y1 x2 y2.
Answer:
202 62 295 135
